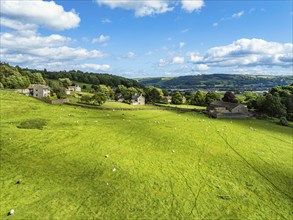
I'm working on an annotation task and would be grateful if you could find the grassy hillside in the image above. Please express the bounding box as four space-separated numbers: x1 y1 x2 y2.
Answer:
137 74 293 90
1 91 292 219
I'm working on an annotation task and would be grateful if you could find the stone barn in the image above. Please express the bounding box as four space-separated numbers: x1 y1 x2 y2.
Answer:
207 101 250 119
131 94 145 105
28 84 50 99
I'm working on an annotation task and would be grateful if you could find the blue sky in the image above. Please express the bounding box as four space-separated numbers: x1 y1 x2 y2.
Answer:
1 0 292 77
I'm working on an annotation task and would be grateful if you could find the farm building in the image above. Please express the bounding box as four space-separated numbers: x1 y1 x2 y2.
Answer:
27 84 50 98
131 94 145 105
66 85 81 94
207 100 250 119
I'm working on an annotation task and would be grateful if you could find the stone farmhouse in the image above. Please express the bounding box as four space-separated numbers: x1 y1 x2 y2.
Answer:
66 85 81 95
131 94 145 105
207 100 250 119
28 84 50 98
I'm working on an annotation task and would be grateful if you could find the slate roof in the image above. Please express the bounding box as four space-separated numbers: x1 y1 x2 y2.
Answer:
209 101 240 111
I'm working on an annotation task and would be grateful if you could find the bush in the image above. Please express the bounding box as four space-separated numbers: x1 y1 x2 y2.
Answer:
286 113 293 121
17 119 47 129
279 117 289 126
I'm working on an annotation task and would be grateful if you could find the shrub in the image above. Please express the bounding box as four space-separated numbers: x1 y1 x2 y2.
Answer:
286 113 293 121
17 119 47 129
279 117 289 126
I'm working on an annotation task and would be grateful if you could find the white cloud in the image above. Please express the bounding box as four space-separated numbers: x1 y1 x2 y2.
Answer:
96 0 173 17
232 11 244 18
189 38 293 68
92 34 110 44
127 51 136 58
76 64 110 72
181 0 204 13
159 59 167 67
0 0 80 31
0 32 105 65
181 28 189 33
193 64 209 71
179 42 185 48
172 56 185 64
96 0 205 16
213 22 218 27
101 18 111 23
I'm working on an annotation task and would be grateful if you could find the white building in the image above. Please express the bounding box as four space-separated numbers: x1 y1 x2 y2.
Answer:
28 84 50 98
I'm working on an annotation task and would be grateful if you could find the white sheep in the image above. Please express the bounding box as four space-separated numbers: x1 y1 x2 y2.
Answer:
8 209 14 215
105 154 109 158
112 168 117 172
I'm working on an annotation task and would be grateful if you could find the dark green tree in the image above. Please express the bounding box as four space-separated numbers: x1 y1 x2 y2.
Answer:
171 91 183 104
222 91 238 103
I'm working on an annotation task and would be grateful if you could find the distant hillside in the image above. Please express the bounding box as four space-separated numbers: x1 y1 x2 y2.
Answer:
137 74 293 91
0 63 143 89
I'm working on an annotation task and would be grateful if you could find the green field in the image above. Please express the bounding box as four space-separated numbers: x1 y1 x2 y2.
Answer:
1 91 292 219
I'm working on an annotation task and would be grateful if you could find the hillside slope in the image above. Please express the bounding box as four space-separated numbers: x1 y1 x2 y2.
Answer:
0 91 292 219
137 74 293 90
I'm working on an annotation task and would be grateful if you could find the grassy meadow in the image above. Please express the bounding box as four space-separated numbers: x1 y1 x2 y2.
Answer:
0 90 292 219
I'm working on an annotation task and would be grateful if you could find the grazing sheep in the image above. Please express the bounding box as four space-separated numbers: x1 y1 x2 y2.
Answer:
172 150 175 153
105 154 109 158
112 168 117 172
8 209 14 216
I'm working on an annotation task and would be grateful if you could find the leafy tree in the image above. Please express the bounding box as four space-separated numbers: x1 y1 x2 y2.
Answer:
58 78 72 88
51 82 66 99
192 91 207 106
205 91 221 105
171 91 183 104
261 94 286 117
81 95 91 103
144 86 163 103
222 91 238 103
0 82 4 89
82 85 87 90
91 92 107 105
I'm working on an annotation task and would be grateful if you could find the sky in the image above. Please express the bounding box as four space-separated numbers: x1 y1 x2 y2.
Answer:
0 0 292 78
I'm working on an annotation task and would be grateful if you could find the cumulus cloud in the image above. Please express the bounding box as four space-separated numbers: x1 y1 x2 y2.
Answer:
181 0 204 13
0 32 105 65
232 11 244 18
101 18 111 23
92 34 110 44
0 0 80 31
159 58 167 67
193 64 209 71
96 0 173 17
172 56 185 64
127 51 136 58
189 38 293 68
76 63 111 72
179 42 185 49
96 0 205 16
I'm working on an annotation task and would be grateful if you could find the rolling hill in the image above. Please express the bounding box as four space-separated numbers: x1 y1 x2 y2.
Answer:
137 74 293 90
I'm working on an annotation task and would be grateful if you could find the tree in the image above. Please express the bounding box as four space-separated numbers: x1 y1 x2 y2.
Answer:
82 85 87 90
81 95 91 103
205 91 221 105
91 92 107 105
171 91 183 104
192 91 206 106
262 94 286 117
51 82 66 99
144 86 163 103
222 91 238 103
58 78 72 88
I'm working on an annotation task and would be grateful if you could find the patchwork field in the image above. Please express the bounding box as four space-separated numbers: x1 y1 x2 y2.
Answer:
0 90 292 219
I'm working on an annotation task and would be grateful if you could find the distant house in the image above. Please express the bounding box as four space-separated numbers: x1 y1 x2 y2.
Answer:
131 94 145 105
66 85 81 94
28 84 50 99
207 101 250 119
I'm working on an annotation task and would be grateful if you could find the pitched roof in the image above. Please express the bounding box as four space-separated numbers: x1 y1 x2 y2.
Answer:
29 84 50 89
131 94 143 100
209 100 240 111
